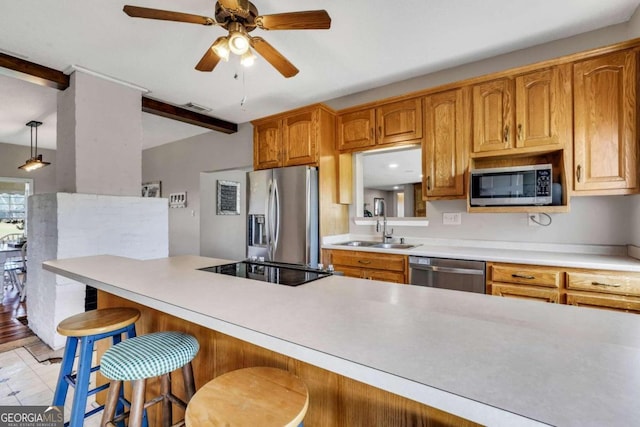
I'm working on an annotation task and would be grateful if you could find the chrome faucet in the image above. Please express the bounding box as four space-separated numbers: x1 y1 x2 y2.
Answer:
375 199 394 243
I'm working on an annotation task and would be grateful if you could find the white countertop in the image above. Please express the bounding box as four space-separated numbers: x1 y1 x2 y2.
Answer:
43 255 640 427
323 236 640 272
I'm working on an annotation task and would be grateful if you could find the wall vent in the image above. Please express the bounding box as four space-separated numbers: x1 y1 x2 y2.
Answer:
182 102 212 113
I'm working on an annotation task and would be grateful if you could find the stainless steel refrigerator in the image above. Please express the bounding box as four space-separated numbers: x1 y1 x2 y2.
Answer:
247 166 319 267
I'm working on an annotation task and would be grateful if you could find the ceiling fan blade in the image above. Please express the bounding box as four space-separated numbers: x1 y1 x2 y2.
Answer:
195 38 224 72
250 37 299 78
256 10 331 30
123 5 216 26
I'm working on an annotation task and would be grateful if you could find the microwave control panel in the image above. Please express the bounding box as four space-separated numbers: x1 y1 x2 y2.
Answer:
536 169 551 196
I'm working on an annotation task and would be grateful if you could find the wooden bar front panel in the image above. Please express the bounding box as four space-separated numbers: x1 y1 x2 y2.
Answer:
97 291 480 427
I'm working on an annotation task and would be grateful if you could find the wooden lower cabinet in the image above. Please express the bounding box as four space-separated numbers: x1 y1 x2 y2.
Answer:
487 263 562 303
97 292 479 427
324 249 408 283
488 262 640 313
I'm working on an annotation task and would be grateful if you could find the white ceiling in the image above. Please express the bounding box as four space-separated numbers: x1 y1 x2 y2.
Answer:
1 0 639 150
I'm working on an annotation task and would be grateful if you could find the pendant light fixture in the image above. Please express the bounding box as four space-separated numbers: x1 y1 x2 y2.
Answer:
18 120 50 172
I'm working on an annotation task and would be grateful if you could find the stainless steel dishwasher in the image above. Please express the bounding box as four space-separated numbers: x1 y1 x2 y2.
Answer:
409 256 486 294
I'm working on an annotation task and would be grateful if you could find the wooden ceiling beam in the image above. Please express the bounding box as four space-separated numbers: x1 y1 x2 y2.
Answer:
0 52 69 90
0 53 237 134
142 97 237 134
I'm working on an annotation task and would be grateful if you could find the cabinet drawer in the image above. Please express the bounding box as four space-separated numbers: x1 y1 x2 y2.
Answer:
566 291 640 313
491 264 561 288
333 265 405 284
330 250 405 272
491 283 560 303
566 272 640 297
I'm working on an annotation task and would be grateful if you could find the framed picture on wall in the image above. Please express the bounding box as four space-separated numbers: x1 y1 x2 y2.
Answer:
217 180 240 215
142 181 161 198
373 197 385 216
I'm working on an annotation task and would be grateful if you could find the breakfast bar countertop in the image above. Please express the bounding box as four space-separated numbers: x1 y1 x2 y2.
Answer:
43 254 640 427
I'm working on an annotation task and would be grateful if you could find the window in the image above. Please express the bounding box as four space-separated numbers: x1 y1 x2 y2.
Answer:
0 178 33 235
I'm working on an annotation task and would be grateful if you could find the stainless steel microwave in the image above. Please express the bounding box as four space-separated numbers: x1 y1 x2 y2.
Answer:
470 164 552 206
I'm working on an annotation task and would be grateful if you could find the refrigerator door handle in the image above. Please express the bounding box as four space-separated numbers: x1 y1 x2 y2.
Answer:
272 178 280 256
266 179 274 259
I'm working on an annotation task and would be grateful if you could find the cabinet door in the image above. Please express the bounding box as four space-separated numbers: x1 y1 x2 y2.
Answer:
472 78 514 153
515 66 571 149
376 99 423 145
337 109 375 151
573 50 638 192
491 283 560 303
566 292 640 313
283 110 317 167
423 88 468 197
366 269 406 284
254 119 282 170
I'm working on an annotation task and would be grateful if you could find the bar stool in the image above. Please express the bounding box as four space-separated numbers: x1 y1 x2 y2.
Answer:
53 307 141 427
185 367 309 427
100 331 199 427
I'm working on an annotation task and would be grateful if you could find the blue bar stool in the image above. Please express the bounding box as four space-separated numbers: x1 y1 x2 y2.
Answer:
184 367 309 427
53 307 140 427
100 331 199 427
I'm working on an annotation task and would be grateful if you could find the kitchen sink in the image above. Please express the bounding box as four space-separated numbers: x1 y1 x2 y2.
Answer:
336 241 419 250
371 243 419 249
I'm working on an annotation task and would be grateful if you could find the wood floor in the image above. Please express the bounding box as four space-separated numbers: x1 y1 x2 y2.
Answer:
0 285 35 351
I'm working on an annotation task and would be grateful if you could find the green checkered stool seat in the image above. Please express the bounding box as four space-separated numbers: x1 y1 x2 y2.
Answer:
100 331 199 427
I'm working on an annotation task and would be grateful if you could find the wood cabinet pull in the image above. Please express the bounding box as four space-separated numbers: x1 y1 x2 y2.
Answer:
517 124 522 141
512 273 535 280
591 281 621 287
378 126 382 138
427 176 431 191
358 260 372 265
370 128 374 139
504 125 509 143
577 165 582 183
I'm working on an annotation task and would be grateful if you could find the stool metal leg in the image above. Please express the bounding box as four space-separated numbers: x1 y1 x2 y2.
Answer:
52 336 78 407
69 334 96 427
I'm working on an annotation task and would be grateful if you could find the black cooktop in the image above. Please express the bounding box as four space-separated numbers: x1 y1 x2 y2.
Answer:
198 260 330 287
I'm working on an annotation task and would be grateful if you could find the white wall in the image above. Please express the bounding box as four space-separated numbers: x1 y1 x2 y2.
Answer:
200 169 249 260
142 123 253 255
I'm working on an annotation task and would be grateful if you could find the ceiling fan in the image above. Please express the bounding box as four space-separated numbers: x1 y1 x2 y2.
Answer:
123 0 331 78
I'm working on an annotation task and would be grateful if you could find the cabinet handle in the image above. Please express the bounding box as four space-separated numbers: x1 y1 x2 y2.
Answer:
576 165 582 183
358 260 372 265
591 281 621 288
370 127 374 140
517 124 522 141
512 273 535 280
504 125 510 143
427 176 431 191
378 126 382 139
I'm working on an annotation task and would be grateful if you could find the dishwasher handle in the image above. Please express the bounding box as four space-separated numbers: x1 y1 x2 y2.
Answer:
409 264 484 276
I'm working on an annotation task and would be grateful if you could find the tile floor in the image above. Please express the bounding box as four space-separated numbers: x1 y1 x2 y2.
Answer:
0 346 102 426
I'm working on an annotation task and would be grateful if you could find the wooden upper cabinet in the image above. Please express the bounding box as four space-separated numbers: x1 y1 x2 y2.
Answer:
282 110 316 167
253 104 334 170
375 99 422 145
515 65 571 149
573 49 638 193
337 98 422 151
472 65 571 155
337 109 375 151
253 120 282 170
472 78 514 153
422 88 469 198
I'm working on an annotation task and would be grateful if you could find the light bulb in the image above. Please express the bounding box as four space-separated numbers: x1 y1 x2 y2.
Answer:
241 49 256 67
212 37 230 61
228 32 249 55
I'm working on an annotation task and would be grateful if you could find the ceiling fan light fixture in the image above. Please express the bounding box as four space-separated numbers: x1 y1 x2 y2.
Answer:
211 37 230 61
18 120 50 172
240 49 256 67
228 22 250 55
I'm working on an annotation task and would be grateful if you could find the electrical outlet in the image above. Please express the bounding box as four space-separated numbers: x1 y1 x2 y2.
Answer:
443 212 462 225
528 213 540 226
